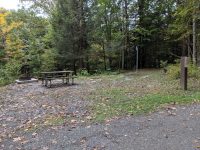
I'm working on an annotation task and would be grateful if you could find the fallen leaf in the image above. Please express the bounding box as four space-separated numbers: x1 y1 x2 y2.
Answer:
51 139 57 144
80 137 86 144
8 134 12 138
42 105 48 108
86 116 92 120
196 146 200 149
13 137 23 142
167 111 176 116
86 126 91 129
42 146 49 150
105 132 109 136
168 107 177 110
21 140 29 144
32 132 37 137
71 120 77 124
6 117 14 121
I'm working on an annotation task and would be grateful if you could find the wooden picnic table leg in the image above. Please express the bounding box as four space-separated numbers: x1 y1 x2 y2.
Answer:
65 72 69 84
45 78 48 87
69 72 72 85
49 79 52 88
44 74 47 86
65 72 67 84
68 73 70 84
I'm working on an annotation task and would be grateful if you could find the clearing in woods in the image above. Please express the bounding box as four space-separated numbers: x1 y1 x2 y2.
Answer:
0 70 200 150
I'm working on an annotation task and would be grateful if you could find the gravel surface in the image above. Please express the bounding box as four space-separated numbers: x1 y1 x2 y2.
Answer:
0 80 200 150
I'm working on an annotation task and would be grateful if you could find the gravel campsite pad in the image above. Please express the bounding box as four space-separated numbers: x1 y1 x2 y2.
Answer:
0 71 200 150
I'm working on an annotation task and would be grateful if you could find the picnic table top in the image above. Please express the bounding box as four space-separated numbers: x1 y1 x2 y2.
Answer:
41 71 74 74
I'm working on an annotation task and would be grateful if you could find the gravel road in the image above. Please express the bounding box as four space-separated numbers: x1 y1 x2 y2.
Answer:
0 81 200 150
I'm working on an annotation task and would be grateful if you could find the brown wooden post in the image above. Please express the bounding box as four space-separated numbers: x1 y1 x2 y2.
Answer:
181 57 188 90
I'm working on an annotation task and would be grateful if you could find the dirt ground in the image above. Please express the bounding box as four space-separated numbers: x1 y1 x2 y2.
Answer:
0 75 200 150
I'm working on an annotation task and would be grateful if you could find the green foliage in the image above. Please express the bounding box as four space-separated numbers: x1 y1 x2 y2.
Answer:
78 69 90 76
21 0 192 72
160 60 168 68
188 64 200 79
167 61 200 80
1 0 199 87
0 59 22 86
9 9 50 74
40 49 57 72
167 63 180 79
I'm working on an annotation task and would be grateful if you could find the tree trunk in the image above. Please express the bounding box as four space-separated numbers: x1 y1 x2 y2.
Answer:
138 0 145 68
79 0 87 69
182 37 187 57
73 43 77 75
102 42 107 70
192 14 196 65
121 0 129 70
122 47 125 69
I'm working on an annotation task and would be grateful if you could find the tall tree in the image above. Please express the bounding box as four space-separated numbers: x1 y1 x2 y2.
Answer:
0 8 24 64
168 0 200 64
50 0 89 73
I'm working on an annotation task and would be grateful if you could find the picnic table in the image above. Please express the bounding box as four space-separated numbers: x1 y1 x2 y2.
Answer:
40 71 75 87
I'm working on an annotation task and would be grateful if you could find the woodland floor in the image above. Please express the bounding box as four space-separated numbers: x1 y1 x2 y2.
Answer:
0 70 200 150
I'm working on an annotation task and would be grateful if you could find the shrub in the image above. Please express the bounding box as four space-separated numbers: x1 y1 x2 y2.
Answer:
160 60 168 73
78 69 90 76
167 63 180 79
188 63 200 79
0 59 22 86
167 60 200 80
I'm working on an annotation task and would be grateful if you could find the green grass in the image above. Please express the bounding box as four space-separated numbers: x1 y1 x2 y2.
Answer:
88 70 200 122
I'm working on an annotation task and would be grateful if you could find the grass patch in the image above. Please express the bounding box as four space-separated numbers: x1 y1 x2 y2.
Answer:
43 115 66 126
89 70 200 122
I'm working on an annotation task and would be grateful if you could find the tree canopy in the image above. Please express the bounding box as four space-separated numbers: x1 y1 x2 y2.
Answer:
0 0 199 78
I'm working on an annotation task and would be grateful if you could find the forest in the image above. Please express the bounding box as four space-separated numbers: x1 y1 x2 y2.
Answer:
0 0 200 84
1 1 200 149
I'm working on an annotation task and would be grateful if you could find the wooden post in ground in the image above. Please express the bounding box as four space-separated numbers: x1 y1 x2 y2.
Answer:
181 57 188 90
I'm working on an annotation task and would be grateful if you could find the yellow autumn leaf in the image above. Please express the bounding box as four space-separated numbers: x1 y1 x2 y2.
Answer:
0 9 24 61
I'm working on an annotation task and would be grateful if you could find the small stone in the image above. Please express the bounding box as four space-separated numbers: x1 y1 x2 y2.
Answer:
169 107 177 110
71 119 77 124
104 127 108 131
164 134 168 138
86 126 91 129
32 132 38 137
51 139 57 144
80 137 87 144
105 132 109 135
42 146 49 150
86 116 92 120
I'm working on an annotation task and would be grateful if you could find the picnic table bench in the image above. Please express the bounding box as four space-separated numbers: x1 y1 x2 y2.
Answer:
40 71 76 87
